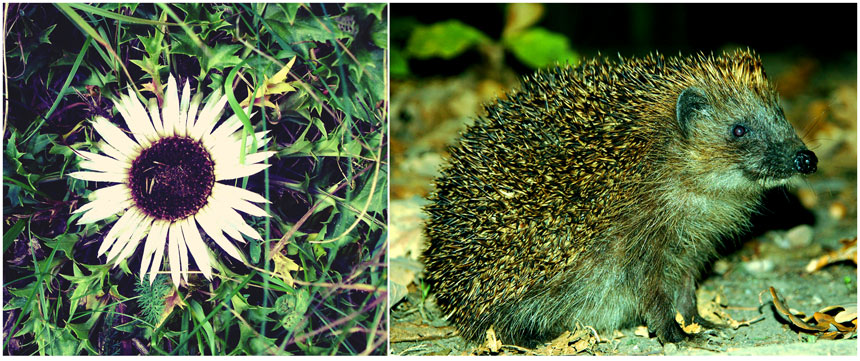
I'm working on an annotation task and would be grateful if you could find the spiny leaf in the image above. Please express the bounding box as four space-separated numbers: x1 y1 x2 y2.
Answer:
273 251 302 287
240 56 298 112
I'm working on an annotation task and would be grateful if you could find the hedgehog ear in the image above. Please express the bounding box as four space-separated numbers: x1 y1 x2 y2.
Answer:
676 87 710 137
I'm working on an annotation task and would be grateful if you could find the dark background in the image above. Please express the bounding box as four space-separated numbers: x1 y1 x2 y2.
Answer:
392 3 857 75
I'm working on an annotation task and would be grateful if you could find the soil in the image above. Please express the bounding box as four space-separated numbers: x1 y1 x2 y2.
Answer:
388 52 858 355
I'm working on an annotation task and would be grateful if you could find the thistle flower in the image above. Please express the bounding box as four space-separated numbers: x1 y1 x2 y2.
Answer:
70 75 274 287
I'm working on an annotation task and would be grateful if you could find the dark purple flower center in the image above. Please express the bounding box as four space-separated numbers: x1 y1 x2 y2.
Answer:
128 136 215 221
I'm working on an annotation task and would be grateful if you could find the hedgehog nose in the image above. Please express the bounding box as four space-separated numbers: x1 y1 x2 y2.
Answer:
794 149 818 174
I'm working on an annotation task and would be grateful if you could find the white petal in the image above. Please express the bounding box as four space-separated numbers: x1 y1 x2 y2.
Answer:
98 142 128 163
211 188 269 218
203 130 269 160
79 158 128 174
212 205 244 242
77 198 132 225
77 148 130 172
178 80 191 136
163 76 180 137
91 116 139 158
68 171 126 183
213 202 263 240
140 219 168 279
178 223 189 283
243 151 276 165
192 92 228 139
230 219 262 241
88 184 131 206
149 221 170 284
109 214 151 266
188 89 221 139
213 183 270 204
125 87 159 143
194 206 245 261
182 217 212 279
147 97 165 137
73 199 100 215
96 207 140 256
206 137 242 165
76 149 126 164
168 222 182 287
74 184 129 215
115 92 154 148
210 109 254 141
123 217 152 259
214 163 270 181
185 92 204 138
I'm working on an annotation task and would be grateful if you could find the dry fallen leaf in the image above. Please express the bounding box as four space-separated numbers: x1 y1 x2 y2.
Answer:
390 320 456 343
697 287 761 329
806 237 857 273
675 312 704 334
634 326 650 338
539 325 600 356
485 326 501 353
768 286 857 339
157 288 186 328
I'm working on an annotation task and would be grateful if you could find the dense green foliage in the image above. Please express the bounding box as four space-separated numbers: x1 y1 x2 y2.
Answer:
3 3 387 355
391 3 577 77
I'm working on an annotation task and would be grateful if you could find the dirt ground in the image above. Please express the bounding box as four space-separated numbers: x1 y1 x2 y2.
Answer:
387 52 858 355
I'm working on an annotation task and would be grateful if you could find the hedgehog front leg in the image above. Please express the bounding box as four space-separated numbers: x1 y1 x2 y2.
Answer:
675 274 699 326
676 273 723 329
645 288 687 343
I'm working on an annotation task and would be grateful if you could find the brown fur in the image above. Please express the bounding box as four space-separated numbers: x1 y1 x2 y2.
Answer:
423 49 814 347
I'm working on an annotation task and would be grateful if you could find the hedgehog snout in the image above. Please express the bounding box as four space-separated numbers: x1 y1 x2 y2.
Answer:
794 149 817 174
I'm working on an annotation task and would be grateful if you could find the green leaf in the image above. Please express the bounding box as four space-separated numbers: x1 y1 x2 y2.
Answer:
250 238 261 264
390 47 409 78
202 44 242 74
174 3 230 39
42 233 78 258
370 17 387 49
344 3 387 22
503 27 578 69
348 48 384 103
137 32 165 60
188 300 217 355
406 20 489 59
275 288 311 330
266 14 349 53
264 3 302 26
65 3 175 26
3 219 26 254
39 24 57 44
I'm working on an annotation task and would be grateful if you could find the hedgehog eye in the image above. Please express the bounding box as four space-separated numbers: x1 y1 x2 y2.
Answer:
732 124 747 138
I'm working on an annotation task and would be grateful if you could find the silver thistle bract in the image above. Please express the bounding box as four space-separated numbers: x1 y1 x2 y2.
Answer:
70 75 274 287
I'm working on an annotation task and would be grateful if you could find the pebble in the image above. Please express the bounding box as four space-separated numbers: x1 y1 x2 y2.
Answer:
663 343 677 354
742 259 775 274
712 259 731 275
829 202 847 220
774 224 814 249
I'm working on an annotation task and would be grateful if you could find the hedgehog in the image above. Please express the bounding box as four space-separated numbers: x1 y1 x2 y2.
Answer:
422 49 818 347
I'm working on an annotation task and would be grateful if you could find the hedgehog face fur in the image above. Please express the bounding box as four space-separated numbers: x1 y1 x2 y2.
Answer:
423 49 817 347
675 84 815 194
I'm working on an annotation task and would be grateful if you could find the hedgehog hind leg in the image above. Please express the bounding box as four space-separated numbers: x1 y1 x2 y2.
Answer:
489 298 570 348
